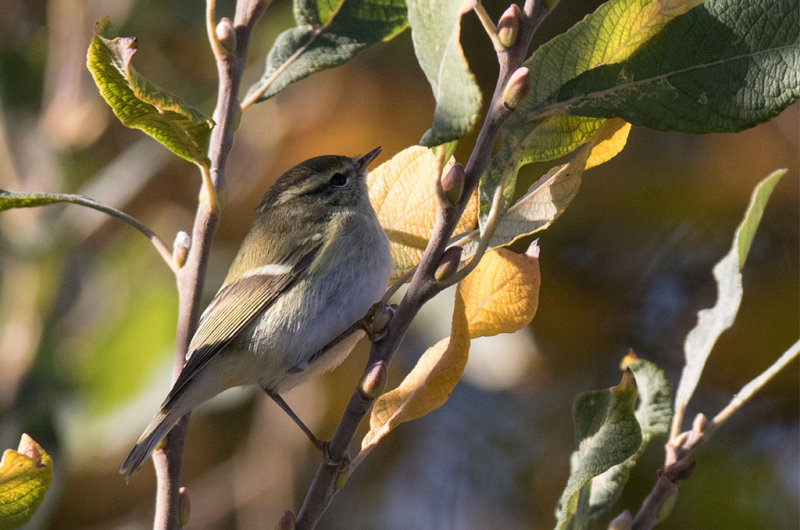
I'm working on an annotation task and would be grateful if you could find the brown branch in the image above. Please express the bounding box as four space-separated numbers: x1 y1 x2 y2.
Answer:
293 1 551 527
150 1 268 528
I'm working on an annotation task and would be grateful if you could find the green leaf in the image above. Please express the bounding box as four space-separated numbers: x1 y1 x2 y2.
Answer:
588 355 673 518
86 18 213 166
244 0 408 104
483 0 692 232
0 434 53 530
408 0 481 146
535 0 800 133
673 169 786 419
557 370 642 530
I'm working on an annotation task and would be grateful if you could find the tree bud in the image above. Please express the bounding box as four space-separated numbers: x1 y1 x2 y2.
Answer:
434 246 463 281
370 304 394 339
608 511 633 530
173 231 191 269
274 510 296 530
358 362 387 401
215 17 236 53
334 470 350 491
179 487 191 526
503 67 530 110
441 163 465 205
497 4 521 48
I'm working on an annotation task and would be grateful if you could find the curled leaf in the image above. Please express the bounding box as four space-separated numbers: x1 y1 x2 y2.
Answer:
360 290 470 459
368 146 478 282
86 18 213 166
0 434 53 529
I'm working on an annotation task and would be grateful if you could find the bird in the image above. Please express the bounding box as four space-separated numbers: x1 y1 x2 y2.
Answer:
121 147 392 479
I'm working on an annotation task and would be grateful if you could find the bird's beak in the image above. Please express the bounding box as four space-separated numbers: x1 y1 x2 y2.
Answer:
355 146 382 171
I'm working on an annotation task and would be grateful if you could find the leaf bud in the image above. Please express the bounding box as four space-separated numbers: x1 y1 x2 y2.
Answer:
179 487 191 526
497 4 521 48
441 163 465 205
274 510 296 530
334 470 350 491
434 246 463 281
358 362 387 401
502 67 530 110
369 304 395 339
173 231 191 269
215 17 236 53
608 511 633 530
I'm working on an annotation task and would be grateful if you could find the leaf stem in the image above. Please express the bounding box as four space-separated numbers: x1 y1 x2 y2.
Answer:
710 339 799 428
0 190 176 272
206 0 225 59
473 1 505 53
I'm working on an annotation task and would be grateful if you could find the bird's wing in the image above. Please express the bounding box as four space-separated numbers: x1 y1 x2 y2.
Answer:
162 237 323 406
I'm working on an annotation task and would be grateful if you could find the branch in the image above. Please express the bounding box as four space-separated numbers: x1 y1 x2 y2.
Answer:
150 1 268 528
293 1 551 527
627 339 800 530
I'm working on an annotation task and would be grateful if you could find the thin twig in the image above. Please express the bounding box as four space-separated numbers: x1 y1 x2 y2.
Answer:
150 1 268 527
294 1 552 528
626 339 800 529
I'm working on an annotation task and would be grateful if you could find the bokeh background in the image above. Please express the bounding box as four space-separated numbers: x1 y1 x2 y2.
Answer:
0 0 797 528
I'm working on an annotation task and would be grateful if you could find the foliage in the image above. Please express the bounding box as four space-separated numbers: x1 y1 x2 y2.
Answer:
0 0 797 528
0 435 53 529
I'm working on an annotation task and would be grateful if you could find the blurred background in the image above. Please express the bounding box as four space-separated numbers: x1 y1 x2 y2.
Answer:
0 0 797 528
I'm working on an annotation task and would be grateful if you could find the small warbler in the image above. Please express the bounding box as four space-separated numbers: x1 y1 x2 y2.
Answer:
121 148 391 478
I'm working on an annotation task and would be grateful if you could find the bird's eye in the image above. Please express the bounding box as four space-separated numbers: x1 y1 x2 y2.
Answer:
329 172 347 187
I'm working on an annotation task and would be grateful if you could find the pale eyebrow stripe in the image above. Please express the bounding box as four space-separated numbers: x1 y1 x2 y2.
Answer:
241 263 293 277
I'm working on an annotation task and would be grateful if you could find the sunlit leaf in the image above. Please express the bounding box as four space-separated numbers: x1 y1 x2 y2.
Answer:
0 434 53 530
480 119 629 248
458 243 540 338
673 169 786 420
585 120 631 170
408 0 481 146
536 0 800 133
589 353 673 518
86 18 213 166
244 0 408 104
557 371 642 529
368 146 477 282
361 288 470 455
483 0 691 233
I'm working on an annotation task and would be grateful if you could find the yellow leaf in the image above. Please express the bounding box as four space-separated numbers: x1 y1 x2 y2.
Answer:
360 290 470 456
585 119 631 170
0 434 53 530
458 242 541 338
368 146 478 282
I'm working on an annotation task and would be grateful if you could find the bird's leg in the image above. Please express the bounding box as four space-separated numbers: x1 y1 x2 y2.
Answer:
264 389 350 470
264 390 325 450
360 302 396 342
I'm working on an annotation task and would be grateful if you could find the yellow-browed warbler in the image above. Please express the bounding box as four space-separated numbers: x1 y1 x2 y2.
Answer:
121 148 391 478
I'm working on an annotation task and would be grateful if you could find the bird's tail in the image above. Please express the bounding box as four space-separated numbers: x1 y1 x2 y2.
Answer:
120 407 182 482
